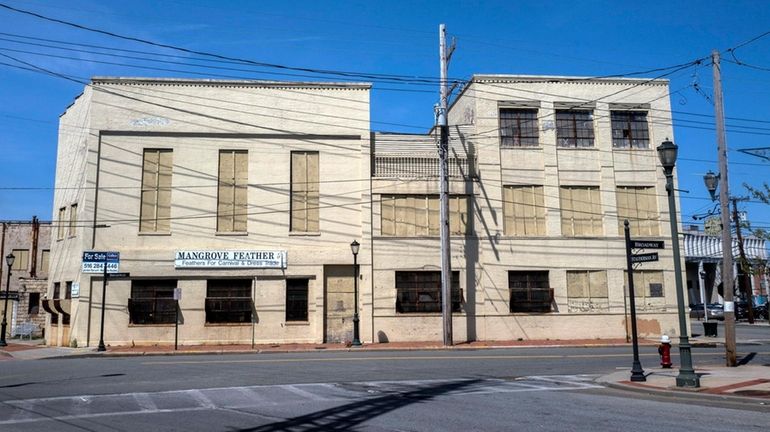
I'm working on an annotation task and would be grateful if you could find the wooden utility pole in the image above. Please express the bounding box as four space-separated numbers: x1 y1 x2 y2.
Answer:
712 49 737 366
438 24 452 346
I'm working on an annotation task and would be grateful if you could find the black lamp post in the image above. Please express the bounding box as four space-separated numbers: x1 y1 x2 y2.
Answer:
350 240 362 347
0 253 15 347
657 139 700 388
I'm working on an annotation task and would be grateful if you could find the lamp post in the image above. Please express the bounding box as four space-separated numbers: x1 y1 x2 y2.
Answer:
350 240 362 347
0 253 15 347
657 139 700 388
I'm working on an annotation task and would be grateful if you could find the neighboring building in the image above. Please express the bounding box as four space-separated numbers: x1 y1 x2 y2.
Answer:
684 225 768 305
49 75 686 347
0 217 50 339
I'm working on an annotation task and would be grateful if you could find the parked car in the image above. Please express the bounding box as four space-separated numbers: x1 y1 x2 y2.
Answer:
736 301 769 320
689 303 724 321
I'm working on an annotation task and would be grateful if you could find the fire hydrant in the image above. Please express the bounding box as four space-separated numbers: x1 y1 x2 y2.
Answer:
658 335 672 368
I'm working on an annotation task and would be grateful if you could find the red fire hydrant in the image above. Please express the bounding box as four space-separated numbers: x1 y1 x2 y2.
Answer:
658 335 672 368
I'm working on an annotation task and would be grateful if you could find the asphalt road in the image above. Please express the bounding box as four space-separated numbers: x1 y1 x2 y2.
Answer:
1 342 768 431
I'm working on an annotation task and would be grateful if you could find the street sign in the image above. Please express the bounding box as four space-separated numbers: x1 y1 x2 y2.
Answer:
82 251 120 273
630 240 664 249
631 252 659 263
106 272 130 279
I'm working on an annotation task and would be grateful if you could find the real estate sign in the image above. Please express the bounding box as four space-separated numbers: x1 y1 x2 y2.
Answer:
174 250 287 269
82 251 120 273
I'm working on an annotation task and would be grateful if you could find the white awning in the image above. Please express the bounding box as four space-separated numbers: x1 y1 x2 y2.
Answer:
684 232 767 262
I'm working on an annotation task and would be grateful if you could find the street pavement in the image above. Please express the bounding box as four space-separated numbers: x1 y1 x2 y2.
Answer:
0 322 767 431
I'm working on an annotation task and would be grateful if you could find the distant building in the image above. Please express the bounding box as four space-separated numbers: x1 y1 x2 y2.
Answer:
0 217 50 339
683 225 768 305
48 75 687 348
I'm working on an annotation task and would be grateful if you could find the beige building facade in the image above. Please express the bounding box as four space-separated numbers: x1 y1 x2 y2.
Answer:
48 75 688 348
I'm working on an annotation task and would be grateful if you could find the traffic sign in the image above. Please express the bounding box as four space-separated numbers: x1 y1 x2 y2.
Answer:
106 272 130 279
82 251 120 273
630 240 664 249
631 252 659 263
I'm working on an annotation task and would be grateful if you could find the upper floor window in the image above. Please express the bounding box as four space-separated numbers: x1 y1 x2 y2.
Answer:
57 207 66 240
616 186 659 236
217 150 248 233
500 108 539 147
503 185 546 236
560 186 603 237
381 195 468 237
140 149 173 233
611 111 649 149
68 204 78 237
291 151 320 233
11 249 28 271
556 110 595 148
40 250 50 274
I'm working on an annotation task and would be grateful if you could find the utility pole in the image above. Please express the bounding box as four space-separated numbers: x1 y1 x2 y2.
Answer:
712 49 737 366
438 24 453 346
732 198 754 323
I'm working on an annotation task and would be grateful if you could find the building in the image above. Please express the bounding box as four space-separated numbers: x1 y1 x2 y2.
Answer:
0 217 50 339
684 225 768 306
48 75 686 347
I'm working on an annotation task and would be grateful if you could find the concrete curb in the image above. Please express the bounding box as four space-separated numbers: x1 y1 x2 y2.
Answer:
598 378 770 406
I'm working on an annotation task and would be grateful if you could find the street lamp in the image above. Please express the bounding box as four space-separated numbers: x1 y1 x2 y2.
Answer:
657 139 700 388
350 240 362 347
703 171 719 201
0 253 15 347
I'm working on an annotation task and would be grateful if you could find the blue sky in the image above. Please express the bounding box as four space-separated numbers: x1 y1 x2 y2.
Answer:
1 0 769 235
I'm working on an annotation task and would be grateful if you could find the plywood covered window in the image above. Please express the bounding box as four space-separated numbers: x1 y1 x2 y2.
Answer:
68 203 78 237
500 108 539 147
560 186 602 237
40 250 50 274
567 270 608 300
624 270 664 300
616 186 659 236
381 195 467 236
556 110 595 148
611 111 650 148
503 185 545 236
140 149 173 233
11 249 28 271
291 151 319 232
217 150 248 233
57 207 66 240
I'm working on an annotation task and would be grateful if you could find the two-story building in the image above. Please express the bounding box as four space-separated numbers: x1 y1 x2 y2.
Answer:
48 75 685 347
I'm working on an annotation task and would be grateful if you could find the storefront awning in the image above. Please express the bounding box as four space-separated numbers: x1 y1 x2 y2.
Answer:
684 232 768 263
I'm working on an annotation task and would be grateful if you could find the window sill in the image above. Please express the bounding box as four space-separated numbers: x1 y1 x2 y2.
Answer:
556 147 598 151
138 232 171 236
395 312 466 317
215 232 248 236
289 232 321 236
500 146 542 150
204 322 252 327
128 323 176 327
285 321 310 326
612 147 652 151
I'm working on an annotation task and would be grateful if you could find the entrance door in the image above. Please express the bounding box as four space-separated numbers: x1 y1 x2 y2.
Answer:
324 265 355 343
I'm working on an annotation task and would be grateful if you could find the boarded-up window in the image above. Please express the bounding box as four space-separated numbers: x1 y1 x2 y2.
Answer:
556 110 595 148
500 108 539 147
68 203 78 237
381 195 467 236
140 149 173 233
57 207 66 240
40 250 50 274
624 271 664 300
11 249 29 271
217 150 248 232
560 186 602 236
611 111 649 148
291 151 319 232
503 185 545 236
567 270 608 299
616 186 659 236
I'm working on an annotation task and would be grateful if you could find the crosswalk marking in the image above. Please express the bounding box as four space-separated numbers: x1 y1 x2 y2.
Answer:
0 375 602 426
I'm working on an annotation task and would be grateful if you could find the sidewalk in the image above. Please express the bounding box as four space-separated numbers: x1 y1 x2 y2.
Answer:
598 366 770 402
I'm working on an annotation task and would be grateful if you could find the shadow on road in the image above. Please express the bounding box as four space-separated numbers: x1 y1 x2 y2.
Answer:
236 379 481 432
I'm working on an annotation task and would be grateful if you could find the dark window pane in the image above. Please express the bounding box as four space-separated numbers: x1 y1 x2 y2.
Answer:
205 279 252 323
508 271 552 313
500 109 539 147
396 271 461 313
28 292 40 315
611 111 649 148
286 279 309 322
129 280 178 325
556 110 594 148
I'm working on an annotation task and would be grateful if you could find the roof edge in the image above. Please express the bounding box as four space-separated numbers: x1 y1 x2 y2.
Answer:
90 77 372 89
